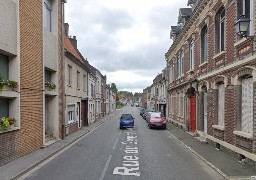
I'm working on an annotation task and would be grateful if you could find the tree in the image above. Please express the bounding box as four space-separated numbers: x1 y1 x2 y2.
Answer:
111 83 118 94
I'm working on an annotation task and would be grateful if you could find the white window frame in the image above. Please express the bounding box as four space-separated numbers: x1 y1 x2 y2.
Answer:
201 26 208 63
219 8 225 52
180 52 184 76
218 84 225 127
67 104 75 124
43 1 52 32
189 40 194 71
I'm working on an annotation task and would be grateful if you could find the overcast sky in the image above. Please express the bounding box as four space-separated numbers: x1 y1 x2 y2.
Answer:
65 0 188 93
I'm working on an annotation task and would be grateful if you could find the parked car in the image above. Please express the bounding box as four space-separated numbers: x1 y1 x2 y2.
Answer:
147 112 166 129
131 103 134 106
135 103 139 107
140 108 145 116
120 114 135 129
143 110 153 120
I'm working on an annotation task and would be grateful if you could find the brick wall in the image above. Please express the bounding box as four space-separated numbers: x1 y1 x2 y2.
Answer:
224 84 235 144
19 0 44 156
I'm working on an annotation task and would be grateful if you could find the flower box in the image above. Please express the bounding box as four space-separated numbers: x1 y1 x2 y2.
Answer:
0 117 16 131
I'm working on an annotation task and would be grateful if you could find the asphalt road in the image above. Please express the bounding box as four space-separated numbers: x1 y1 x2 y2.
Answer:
23 106 225 180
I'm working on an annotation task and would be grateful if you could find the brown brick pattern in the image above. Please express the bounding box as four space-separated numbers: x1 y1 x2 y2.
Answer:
19 0 44 156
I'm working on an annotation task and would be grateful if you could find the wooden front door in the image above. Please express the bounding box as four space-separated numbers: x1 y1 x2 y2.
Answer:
81 100 88 126
190 96 196 132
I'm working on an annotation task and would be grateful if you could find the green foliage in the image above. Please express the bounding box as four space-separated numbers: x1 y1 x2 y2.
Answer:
0 76 18 91
111 83 118 93
45 81 56 90
119 91 133 97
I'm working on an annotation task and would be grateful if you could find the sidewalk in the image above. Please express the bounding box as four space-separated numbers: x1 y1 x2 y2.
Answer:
166 122 256 180
0 112 117 180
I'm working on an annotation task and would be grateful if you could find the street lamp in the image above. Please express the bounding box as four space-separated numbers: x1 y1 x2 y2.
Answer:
235 15 256 42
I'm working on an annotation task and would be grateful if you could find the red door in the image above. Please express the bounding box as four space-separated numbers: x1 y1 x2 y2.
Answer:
190 96 196 132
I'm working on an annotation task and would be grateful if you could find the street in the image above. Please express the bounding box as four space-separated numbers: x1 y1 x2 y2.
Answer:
22 106 224 180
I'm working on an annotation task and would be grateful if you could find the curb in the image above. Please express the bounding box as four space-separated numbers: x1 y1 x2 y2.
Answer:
166 130 228 180
10 118 110 180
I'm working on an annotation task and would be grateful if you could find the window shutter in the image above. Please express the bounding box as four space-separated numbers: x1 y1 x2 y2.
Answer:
241 78 253 134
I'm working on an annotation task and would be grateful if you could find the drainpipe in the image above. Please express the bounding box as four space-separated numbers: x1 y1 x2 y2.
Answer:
61 0 67 139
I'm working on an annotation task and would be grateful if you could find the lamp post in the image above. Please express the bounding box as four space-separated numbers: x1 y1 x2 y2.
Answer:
235 15 256 42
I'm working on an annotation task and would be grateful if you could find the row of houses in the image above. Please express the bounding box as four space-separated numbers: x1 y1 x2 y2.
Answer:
142 0 256 165
0 0 116 166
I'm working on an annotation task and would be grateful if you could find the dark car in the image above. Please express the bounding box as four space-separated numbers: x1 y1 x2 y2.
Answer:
120 114 135 129
140 109 145 116
147 112 166 129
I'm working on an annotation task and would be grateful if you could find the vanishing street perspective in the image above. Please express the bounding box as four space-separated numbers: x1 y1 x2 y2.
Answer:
0 0 256 180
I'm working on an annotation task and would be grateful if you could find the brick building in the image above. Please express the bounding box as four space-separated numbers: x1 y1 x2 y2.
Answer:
0 0 65 166
166 0 256 164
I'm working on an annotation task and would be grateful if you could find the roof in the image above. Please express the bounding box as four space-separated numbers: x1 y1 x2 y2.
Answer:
64 36 85 65
179 8 192 16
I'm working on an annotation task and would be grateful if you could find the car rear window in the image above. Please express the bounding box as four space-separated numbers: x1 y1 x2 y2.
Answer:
151 113 162 118
121 114 132 119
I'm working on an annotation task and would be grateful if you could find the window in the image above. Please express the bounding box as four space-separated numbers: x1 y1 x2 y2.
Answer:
67 104 75 124
83 74 87 91
177 52 184 77
0 54 8 79
68 65 72 86
45 69 51 82
218 83 225 126
201 26 208 63
241 77 253 134
180 92 184 117
77 71 80 89
189 40 194 71
215 7 225 53
0 99 9 117
91 83 94 97
169 65 172 82
43 0 52 32
180 52 184 76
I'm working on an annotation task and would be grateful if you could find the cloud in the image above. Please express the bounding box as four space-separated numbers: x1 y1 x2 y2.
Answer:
65 0 188 93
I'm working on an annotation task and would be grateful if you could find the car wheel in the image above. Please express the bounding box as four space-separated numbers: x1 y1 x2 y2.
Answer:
120 126 123 129
148 124 151 129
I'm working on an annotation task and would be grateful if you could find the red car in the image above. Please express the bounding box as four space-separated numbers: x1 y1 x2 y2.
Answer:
147 112 166 129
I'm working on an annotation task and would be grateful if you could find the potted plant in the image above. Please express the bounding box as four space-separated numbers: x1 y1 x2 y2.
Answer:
0 76 18 91
0 117 16 130
7 117 16 128
0 117 10 130
45 81 56 90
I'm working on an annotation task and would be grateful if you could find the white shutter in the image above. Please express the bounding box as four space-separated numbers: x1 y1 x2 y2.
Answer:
218 84 225 126
241 78 253 134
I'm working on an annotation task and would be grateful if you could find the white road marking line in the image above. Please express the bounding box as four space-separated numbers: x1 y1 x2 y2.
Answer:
99 155 112 180
112 138 119 150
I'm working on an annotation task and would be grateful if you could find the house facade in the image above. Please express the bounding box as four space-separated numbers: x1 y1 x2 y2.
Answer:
88 65 96 124
63 23 90 137
0 0 64 166
166 0 256 163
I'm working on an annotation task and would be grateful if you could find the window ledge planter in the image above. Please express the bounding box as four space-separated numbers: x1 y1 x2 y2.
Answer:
0 78 18 91
0 117 16 131
45 81 56 90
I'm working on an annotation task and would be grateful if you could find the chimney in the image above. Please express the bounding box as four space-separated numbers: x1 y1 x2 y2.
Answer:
70 36 77 49
64 23 69 36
